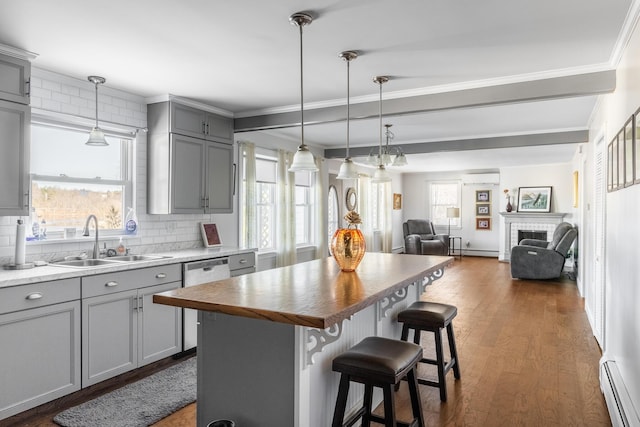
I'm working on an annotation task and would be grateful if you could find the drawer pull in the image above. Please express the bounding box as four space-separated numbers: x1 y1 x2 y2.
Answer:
105 281 119 287
26 292 43 300
239 259 247 264
156 273 167 279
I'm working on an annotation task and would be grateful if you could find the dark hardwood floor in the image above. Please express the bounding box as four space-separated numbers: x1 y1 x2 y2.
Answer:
3 256 611 426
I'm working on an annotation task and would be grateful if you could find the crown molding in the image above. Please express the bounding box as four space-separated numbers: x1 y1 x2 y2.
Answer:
0 42 38 60
145 94 234 118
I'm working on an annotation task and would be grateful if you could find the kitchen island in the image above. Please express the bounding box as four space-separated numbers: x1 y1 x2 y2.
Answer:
154 253 452 426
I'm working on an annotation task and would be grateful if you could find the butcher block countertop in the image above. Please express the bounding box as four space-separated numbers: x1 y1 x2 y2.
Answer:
154 253 453 329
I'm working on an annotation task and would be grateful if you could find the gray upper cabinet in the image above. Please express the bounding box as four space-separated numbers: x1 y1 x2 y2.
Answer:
147 101 234 214
0 52 30 216
169 102 232 141
0 54 30 105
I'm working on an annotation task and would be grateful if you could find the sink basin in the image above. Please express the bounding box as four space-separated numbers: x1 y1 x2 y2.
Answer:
108 255 171 262
53 259 122 268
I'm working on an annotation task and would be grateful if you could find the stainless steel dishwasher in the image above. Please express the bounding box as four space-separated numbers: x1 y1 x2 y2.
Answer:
183 258 231 351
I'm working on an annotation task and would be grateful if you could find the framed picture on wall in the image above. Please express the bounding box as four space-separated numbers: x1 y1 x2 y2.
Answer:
475 190 491 203
476 218 491 230
475 203 491 216
624 116 634 187
635 107 640 184
618 128 625 188
608 141 613 192
517 186 552 212
612 135 619 190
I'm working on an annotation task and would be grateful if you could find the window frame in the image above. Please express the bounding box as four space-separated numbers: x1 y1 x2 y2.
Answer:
29 117 135 239
429 180 462 228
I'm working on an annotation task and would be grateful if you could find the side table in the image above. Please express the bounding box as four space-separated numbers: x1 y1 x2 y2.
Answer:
448 236 462 260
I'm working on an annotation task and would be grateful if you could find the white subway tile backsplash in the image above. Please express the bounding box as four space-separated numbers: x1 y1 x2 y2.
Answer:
0 67 234 266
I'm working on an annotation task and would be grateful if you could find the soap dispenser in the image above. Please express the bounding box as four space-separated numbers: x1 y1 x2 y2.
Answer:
116 237 126 255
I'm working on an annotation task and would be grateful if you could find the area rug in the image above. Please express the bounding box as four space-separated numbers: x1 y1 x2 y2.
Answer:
54 356 196 427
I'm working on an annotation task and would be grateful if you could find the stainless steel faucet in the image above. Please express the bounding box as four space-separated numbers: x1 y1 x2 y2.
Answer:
82 214 99 259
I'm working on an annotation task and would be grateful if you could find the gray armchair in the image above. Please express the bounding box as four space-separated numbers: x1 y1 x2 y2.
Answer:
510 222 577 279
403 219 449 256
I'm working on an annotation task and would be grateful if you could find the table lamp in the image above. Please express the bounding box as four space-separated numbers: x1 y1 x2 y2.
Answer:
446 207 460 236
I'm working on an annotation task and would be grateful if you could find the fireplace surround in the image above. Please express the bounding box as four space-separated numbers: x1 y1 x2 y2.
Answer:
500 212 567 261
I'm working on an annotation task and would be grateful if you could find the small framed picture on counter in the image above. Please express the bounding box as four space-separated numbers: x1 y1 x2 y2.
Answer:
200 223 221 247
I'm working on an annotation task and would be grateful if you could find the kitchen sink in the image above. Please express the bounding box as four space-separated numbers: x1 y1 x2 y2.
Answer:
108 254 172 262
52 259 122 268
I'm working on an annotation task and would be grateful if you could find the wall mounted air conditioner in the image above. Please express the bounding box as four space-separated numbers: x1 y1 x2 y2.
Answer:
461 173 500 185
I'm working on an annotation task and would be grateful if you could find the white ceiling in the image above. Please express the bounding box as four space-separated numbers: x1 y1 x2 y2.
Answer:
0 0 635 173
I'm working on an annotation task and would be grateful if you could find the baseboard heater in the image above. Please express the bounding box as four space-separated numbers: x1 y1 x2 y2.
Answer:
600 360 640 427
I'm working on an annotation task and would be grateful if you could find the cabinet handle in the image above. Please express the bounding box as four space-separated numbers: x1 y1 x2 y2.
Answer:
156 273 167 279
202 121 206 134
26 292 42 300
239 259 247 264
24 192 29 208
206 122 210 135
139 295 144 312
205 197 210 208
133 296 138 311
25 79 31 97
105 281 119 287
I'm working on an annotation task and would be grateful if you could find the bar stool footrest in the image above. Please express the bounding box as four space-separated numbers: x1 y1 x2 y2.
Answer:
368 414 418 427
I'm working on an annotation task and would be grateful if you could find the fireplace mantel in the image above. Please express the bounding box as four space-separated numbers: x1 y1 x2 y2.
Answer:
500 212 567 261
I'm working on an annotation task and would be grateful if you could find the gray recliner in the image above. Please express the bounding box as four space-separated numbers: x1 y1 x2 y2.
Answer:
403 219 449 256
510 222 577 279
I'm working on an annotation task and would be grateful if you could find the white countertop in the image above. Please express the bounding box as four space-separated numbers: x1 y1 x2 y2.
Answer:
0 246 256 289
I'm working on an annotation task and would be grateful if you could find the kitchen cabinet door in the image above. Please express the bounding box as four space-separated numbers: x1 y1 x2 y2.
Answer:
82 289 138 387
170 102 206 140
0 301 81 420
0 99 30 216
205 140 233 213
0 54 30 105
139 282 182 366
171 133 206 214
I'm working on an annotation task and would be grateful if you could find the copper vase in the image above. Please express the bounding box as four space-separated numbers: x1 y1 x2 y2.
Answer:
330 226 366 272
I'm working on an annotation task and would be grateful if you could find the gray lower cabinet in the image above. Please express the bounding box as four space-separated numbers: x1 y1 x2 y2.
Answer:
0 278 81 420
81 264 182 387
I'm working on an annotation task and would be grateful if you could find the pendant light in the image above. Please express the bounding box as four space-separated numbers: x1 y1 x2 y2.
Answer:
288 12 318 172
85 76 108 146
336 50 359 180
371 76 392 183
385 124 408 166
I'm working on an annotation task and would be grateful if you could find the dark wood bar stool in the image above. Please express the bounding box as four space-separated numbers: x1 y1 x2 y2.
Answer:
397 301 461 402
331 336 425 427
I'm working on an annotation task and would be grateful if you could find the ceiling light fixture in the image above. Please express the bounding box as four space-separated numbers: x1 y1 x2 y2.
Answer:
85 76 108 146
371 76 392 183
288 12 318 172
336 50 359 180
368 123 407 167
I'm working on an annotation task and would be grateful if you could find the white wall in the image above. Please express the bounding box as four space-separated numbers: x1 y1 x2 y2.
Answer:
0 67 238 265
587 10 640 421
498 162 575 260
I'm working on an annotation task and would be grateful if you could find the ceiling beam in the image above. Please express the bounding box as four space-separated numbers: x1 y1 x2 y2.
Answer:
234 70 615 132
323 130 588 159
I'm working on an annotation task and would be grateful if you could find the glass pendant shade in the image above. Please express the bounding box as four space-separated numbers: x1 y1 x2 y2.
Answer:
288 145 318 172
381 152 392 165
336 158 359 180
86 126 108 146
288 12 317 173
86 76 108 146
393 152 408 166
371 165 392 183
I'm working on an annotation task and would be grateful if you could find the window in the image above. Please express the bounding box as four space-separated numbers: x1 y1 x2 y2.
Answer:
327 185 339 253
255 155 277 250
30 123 133 238
430 181 461 227
295 171 312 246
243 151 315 251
